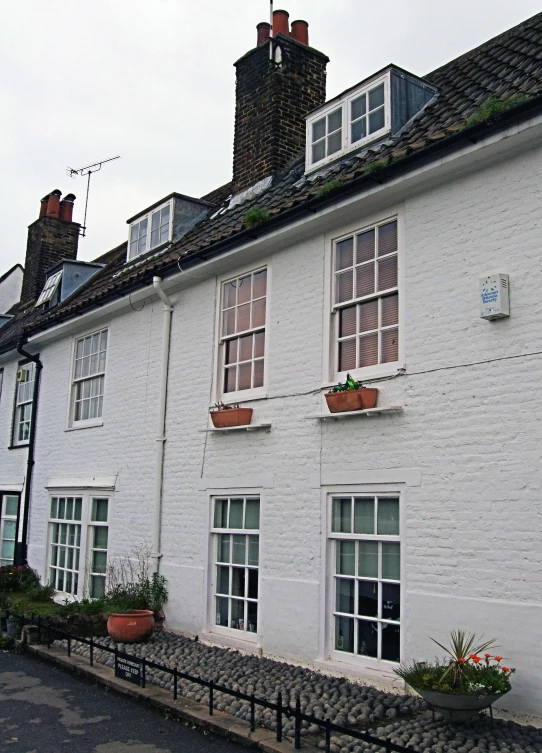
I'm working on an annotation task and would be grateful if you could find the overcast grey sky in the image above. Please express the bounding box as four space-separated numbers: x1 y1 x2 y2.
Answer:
1 0 540 271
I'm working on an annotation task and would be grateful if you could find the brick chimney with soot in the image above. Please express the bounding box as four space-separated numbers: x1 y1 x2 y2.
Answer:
20 190 80 307
232 10 329 195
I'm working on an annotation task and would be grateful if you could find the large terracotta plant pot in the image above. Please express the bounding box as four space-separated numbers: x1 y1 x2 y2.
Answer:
107 610 155 643
413 688 508 723
325 388 378 413
210 407 253 428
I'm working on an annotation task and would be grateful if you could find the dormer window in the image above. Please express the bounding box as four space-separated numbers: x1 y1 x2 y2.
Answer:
36 270 62 306
307 74 390 171
306 67 437 174
128 200 172 261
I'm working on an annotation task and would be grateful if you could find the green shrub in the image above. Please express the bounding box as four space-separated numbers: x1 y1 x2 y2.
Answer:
316 179 342 197
243 208 271 229
465 95 529 128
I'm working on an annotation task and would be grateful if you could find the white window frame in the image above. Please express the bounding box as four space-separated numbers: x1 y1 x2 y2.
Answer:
127 199 173 262
69 327 109 429
322 209 405 385
214 263 270 403
12 361 36 446
36 270 63 307
0 494 19 566
323 486 404 669
306 73 391 173
208 494 261 643
46 491 111 601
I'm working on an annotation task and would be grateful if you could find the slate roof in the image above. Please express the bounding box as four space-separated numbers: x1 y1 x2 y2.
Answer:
1 11 542 355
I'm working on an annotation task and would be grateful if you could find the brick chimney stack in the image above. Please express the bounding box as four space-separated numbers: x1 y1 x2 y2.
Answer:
232 10 329 194
20 190 80 307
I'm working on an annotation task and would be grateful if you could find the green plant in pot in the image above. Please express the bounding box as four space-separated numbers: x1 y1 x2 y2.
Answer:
395 630 515 722
325 373 378 413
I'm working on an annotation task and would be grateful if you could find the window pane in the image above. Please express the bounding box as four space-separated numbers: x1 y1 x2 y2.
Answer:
381 328 399 363
248 568 258 599
229 499 243 529
232 534 246 564
5 497 18 516
312 140 326 163
356 229 375 264
381 623 400 662
327 130 342 155
238 362 252 390
253 359 264 388
224 281 237 309
358 620 378 657
91 498 108 522
351 118 367 143
382 583 400 622
336 270 354 303
238 275 252 305
378 255 397 291
90 575 106 599
216 596 229 626
328 109 342 133
237 303 251 332
336 238 353 271
248 536 259 566
351 94 366 121
332 498 351 533
336 541 355 576
377 498 400 535
93 527 108 550
245 499 260 530
224 366 236 393
253 269 267 298
252 298 266 328
369 84 385 110
232 567 245 597
254 331 265 359
222 308 235 336
217 565 229 594
50 498 58 518
358 332 378 368
225 339 237 365
218 534 230 563
369 107 385 133
231 599 244 630
339 306 356 337
214 499 227 528
313 117 326 142
336 578 355 614
356 262 375 298
335 615 354 653
358 581 378 617
354 498 374 534
1 540 15 559
381 294 398 327
382 542 400 580
74 499 82 521
339 339 356 372
92 551 107 574
247 601 258 632
358 541 378 577
358 299 378 332
378 221 397 256
238 334 253 362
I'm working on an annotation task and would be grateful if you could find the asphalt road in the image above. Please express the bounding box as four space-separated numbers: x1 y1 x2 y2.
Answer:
0 650 249 753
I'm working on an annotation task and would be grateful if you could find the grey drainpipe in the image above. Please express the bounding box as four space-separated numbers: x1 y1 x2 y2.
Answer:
15 339 42 566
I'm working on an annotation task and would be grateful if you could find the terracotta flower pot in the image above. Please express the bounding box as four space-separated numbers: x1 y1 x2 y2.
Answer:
325 388 378 413
210 407 253 428
107 610 155 643
413 687 508 723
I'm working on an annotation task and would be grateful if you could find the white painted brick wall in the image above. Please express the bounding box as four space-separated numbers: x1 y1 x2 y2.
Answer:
1 139 541 717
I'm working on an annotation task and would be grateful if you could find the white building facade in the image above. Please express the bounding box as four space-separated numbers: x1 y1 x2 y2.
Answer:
1 10 542 720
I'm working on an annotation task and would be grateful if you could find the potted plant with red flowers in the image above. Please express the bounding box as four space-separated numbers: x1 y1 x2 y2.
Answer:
395 630 515 722
209 402 253 428
325 374 378 413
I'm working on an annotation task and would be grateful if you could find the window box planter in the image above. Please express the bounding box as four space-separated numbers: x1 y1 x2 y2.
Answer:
210 407 253 428
107 610 155 643
412 687 508 723
325 387 378 413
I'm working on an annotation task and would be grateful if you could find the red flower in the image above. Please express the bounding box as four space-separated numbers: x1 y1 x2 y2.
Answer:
495 655 503 662
471 656 481 664
458 658 466 663
502 666 510 673
484 653 491 658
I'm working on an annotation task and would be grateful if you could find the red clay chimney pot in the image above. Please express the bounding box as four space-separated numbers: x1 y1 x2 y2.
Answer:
59 194 76 222
46 190 62 219
257 22 271 46
291 20 309 45
39 195 50 218
273 9 290 36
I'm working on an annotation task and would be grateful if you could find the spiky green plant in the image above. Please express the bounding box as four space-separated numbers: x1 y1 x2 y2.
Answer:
243 208 271 229
432 630 496 685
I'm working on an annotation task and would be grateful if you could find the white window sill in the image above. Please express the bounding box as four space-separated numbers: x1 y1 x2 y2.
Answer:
65 419 104 432
306 407 403 420
200 629 261 652
200 423 272 434
314 655 403 692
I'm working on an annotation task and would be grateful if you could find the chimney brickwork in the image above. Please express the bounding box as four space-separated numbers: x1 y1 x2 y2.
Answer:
232 18 328 194
20 191 80 307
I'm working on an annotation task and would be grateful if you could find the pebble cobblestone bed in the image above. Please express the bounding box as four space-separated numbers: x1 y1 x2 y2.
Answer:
57 632 542 753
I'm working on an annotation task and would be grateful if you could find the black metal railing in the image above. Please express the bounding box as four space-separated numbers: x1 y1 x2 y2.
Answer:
5 610 416 753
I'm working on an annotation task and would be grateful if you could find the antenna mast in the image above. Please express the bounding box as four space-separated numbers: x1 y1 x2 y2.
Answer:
67 155 120 237
269 0 273 60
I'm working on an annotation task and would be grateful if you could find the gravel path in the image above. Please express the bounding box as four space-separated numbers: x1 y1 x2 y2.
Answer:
57 632 542 753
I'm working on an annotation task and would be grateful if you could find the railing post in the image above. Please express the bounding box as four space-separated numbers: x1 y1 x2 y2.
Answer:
294 695 301 750
276 690 283 743
142 657 146 689
37 616 41 644
90 638 94 667
67 633 71 657
250 693 256 733
47 620 51 649
325 718 331 753
209 680 214 716
173 668 178 701
114 646 118 675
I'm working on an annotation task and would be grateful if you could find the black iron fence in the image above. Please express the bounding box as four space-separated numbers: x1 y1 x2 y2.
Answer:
5 610 416 753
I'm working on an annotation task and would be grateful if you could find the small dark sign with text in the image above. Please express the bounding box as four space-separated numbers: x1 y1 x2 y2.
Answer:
115 655 142 686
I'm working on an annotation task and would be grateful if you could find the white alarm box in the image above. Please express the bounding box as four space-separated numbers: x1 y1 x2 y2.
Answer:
479 273 510 320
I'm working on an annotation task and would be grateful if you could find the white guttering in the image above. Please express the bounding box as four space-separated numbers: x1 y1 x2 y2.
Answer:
151 276 174 573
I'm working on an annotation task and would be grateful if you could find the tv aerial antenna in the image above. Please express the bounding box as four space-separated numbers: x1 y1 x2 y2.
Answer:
67 155 120 236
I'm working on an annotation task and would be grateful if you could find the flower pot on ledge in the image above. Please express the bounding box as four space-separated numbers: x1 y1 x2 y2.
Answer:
413 687 508 723
325 388 378 413
107 610 155 643
210 407 253 428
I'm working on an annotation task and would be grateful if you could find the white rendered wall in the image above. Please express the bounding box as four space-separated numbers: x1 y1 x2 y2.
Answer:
0 266 23 314
5 138 542 719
